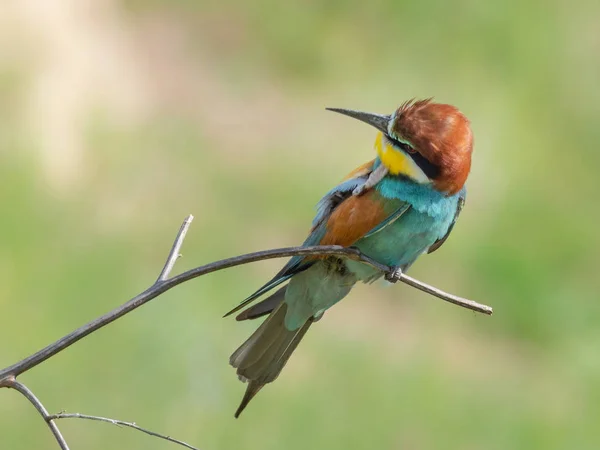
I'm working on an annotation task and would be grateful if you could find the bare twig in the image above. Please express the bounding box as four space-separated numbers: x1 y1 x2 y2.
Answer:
157 215 194 282
0 214 492 450
48 413 198 450
2 378 70 450
396 272 490 313
0 216 491 382
0 216 197 450
0 214 194 380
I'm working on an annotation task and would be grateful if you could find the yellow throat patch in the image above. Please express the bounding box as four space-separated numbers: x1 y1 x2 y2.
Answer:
374 132 428 182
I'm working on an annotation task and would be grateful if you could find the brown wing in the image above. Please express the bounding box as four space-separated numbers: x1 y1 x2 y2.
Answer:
320 189 393 247
229 161 377 320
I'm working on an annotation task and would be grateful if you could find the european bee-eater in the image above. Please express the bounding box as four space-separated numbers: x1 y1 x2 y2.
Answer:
225 99 473 417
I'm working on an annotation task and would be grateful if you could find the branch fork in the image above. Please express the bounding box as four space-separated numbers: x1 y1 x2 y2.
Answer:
0 214 492 449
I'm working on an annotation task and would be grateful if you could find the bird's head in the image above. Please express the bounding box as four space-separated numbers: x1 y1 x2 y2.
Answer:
327 99 473 195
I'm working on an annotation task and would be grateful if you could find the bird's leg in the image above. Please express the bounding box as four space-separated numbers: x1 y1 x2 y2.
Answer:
384 266 403 283
352 164 389 196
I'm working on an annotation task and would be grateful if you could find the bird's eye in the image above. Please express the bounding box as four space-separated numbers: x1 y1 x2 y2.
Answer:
404 144 417 154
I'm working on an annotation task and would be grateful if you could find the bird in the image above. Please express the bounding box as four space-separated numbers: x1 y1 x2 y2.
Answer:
224 98 473 418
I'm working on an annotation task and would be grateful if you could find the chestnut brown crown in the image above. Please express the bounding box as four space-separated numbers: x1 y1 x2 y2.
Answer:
391 99 473 194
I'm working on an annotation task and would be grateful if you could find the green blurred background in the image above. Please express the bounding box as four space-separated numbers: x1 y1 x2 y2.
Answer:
1 0 599 449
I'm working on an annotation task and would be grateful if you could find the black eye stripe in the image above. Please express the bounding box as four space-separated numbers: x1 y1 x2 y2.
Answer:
387 135 441 179
409 150 441 179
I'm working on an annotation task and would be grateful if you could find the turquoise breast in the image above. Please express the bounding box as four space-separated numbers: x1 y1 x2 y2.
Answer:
347 175 461 281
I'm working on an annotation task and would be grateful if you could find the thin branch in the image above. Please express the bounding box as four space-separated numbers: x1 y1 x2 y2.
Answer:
157 214 194 282
2 378 69 450
395 271 490 313
48 413 198 450
0 215 194 380
0 214 492 450
0 217 492 381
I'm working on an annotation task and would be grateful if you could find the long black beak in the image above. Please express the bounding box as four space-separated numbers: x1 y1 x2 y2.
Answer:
326 108 391 134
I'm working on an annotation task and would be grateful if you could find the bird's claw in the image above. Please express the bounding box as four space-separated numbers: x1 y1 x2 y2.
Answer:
385 267 403 283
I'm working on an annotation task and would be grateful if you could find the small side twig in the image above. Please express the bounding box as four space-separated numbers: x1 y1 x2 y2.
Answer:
2 377 69 450
157 215 194 282
48 413 198 450
0 216 198 450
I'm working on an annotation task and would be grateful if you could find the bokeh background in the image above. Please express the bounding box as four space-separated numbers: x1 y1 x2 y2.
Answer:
1 1 599 449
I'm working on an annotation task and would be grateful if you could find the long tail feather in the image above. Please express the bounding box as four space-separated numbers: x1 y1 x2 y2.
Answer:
235 286 287 321
223 275 291 318
234 381 264 418
230 302 313 417
224 255 315 319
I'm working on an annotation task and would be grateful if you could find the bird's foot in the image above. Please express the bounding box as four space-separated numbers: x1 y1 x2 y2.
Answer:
352 184 367 196
384 267 403 283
